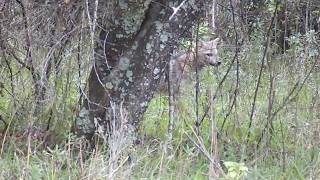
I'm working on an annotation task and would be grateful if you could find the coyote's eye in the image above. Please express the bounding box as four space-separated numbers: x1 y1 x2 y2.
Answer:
206 53 213 57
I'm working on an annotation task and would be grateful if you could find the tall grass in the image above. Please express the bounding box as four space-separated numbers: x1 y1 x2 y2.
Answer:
0 32 319 179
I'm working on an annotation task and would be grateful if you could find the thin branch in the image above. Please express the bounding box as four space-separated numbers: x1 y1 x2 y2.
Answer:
185 129 226 176
169 0 187 21
270 56 318 121
220 0 241 132
195 23 201 135
245 6 277 145
199 52 237 128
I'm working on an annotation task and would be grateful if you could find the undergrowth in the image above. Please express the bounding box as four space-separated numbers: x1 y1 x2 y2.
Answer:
0 35 319 179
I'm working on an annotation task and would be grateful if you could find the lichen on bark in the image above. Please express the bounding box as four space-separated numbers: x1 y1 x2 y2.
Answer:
75 0 205 142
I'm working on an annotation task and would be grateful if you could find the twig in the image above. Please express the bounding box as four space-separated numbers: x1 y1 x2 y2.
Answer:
185 132 212 161
184 129 226 176
169 0 187 21
220 0 241 132
246 5 277 145
270 57 317 120
195 23 201 135
166 49 175 155
199 52 237 128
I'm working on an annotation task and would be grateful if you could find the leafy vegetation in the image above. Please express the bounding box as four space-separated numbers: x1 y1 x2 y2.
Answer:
0 0 319 179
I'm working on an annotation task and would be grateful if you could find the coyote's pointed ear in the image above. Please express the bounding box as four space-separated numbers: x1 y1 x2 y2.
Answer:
212 38 220 44
198 38 220 48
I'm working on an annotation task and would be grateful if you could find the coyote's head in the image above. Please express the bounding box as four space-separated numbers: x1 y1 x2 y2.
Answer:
195 38 221 68
158 38 221 94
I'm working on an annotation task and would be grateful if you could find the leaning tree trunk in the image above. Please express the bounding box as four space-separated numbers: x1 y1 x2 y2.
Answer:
74 0 206 141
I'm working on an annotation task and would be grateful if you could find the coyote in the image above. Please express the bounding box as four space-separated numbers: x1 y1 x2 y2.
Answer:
159 38 221 95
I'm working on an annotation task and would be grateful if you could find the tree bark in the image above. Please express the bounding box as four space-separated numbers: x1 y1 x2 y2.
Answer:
74 0 205 141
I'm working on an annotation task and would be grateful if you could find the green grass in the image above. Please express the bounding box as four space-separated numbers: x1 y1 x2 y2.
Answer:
0 42 319 179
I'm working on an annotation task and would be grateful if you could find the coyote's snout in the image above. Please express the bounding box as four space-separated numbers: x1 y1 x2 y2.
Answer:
159 38 220 94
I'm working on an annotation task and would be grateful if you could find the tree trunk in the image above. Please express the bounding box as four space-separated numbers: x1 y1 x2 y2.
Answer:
74 1 206 141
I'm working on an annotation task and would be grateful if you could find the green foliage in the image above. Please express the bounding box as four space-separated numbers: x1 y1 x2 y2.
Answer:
224 161 249 180
181 23 216 49
0 144 79 179
267 0 283 13
0 44 319 179
1 4 320 179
